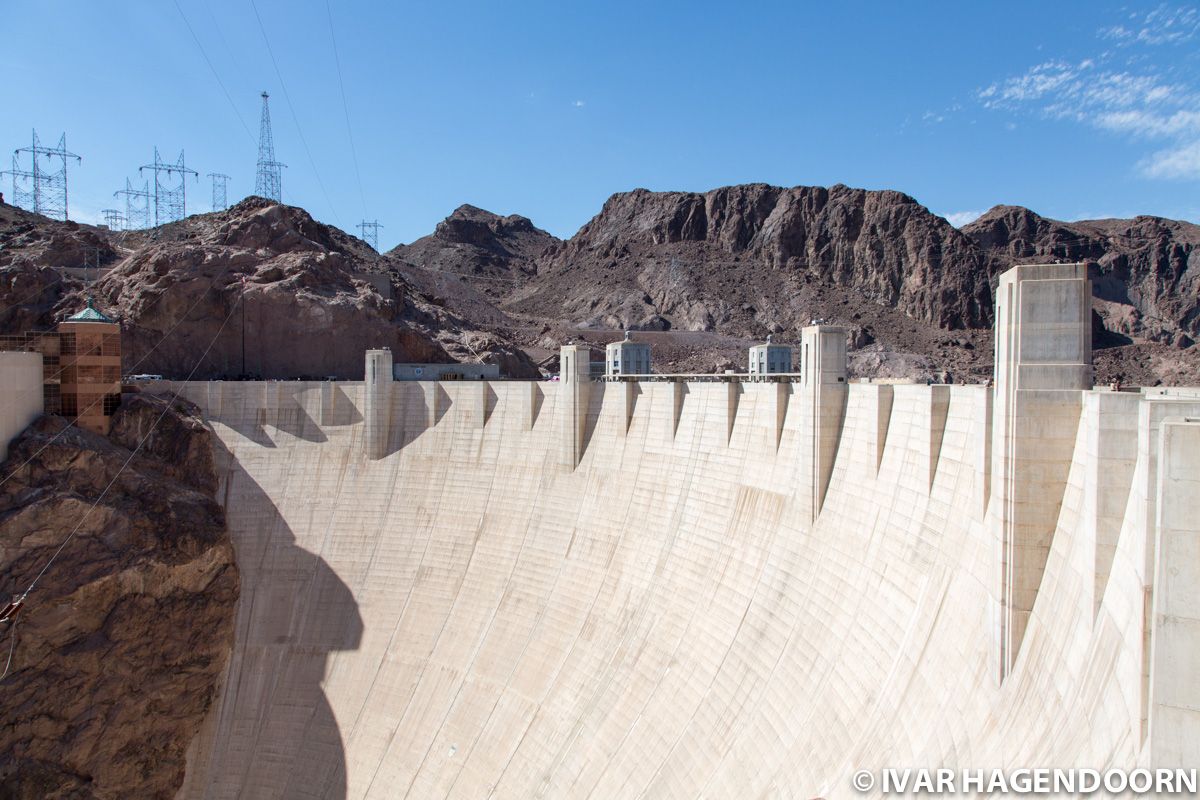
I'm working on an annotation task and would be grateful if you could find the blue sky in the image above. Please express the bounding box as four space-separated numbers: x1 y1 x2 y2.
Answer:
4 1 1199 249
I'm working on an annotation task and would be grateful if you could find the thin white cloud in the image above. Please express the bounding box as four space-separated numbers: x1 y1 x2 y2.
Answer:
1140 140 1200 179
943 210 985 228
1101 4 1200 45
1096 109 1200 138
976 13 1200 185
573 100 585 108
978 59 1188 119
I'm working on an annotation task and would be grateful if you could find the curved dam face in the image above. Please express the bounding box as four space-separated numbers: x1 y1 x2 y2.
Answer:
166 267 1200 799
166 376 1199 799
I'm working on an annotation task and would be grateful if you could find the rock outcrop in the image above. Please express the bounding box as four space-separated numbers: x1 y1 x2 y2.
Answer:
90 200 447 379
2 187 1198 384
514 184 995 333
963 206 1200 347
0 197 541 379
0 393 237 799
0 203 117 334
389 204 559 290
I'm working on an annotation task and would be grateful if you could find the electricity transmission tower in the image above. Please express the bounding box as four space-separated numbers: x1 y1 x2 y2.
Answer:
101 208 126 230
139 148 198 226
114 178 153 230
357 220 383 251
208 172 231 211
255 92 286 202
0 130 80 220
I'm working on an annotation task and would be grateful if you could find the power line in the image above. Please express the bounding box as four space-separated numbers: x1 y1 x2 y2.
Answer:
11 293 243 616
248 0 342 225
325 0 367 218
172 0 256 146
0 263 248 490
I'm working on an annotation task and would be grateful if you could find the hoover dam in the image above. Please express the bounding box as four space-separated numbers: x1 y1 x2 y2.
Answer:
6 264 1197 797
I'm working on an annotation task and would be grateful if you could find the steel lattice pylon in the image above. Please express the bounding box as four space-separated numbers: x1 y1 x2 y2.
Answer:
114 178 153 231
101 209 126 231
356 219 383 251
1 130 80 221
139 148 198 226
209 172 231 211
255 92 286 202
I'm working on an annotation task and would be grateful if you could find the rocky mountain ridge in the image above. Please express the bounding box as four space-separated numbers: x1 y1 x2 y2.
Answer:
963 205 1199 347
384 184 1198 384
2 185 1198 385
0 197 540 380
389 203 558 290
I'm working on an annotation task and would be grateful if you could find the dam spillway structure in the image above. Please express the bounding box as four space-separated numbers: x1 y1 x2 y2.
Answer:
71 263 1198 797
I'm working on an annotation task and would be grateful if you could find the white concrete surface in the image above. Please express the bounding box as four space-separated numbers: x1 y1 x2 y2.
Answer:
161 374 1197 799
0 351 44 463
158 266 1199 798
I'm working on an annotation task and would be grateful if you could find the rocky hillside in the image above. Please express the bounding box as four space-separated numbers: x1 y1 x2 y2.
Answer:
0 393 237 798
513 184 994 333
0 203 119 334
3 185 1198 384
389 204 558 290
0 197 540 379
963 205 1200 347
393 184 1196 384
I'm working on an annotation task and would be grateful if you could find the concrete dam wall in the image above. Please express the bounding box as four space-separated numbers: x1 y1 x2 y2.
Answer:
159 266 1200 799
164 385 1199 797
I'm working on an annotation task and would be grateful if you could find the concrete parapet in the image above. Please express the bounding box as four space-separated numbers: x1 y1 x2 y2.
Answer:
973 387 992 518
205 380 224 417
799 325 848 520
319 381 336 426
1080 391 1142 617
559 345 590 469
622 381 638 435
671 380 687 439
725 380 741 444
993 263 1092 679
1148 418 1200 766
363 349 393 460
524 382 542 431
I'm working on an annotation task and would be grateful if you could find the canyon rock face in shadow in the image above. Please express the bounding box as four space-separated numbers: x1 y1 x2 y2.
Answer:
0 393 238 799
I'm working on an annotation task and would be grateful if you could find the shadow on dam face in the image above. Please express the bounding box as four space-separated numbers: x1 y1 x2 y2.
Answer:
166 363 1200 798
187 437 363 799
